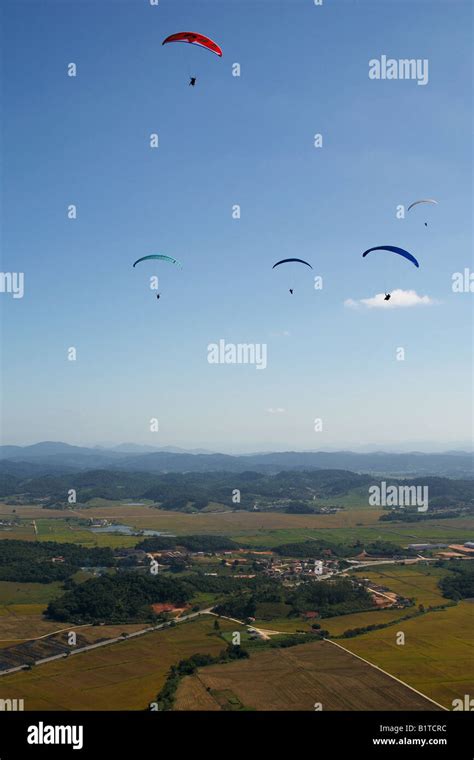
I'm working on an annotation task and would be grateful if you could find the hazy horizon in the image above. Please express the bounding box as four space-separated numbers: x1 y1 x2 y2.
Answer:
1 438 473 456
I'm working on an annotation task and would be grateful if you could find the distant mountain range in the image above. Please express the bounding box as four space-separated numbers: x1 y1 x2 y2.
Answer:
110 443 215 455
0 442 472 478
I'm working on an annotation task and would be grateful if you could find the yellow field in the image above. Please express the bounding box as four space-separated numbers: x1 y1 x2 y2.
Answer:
175 639 441 711
322 608 415 636
250 564 454 636
0 617 246 710
321 565 452 635
341 602 474 709
0 609 156 647
358 564 451 607
0 605 69 645
177 674 221 710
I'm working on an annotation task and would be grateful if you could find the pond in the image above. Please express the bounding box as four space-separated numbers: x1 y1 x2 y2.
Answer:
90 524 174 537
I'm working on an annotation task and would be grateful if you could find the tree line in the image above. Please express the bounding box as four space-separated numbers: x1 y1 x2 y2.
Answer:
0 540 115 583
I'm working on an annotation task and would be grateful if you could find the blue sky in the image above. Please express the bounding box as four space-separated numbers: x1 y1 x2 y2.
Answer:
1 0 472 452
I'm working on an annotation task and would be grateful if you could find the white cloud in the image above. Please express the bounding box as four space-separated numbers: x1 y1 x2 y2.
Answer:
266 408 286 414
344 289 437 309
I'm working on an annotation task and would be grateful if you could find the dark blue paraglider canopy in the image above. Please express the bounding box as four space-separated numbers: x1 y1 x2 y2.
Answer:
362 246 419 268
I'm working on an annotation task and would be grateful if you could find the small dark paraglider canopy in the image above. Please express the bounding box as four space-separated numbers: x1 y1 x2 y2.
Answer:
407 199 438 213
272 258 313 269
132 254 182 269
407 199 438 230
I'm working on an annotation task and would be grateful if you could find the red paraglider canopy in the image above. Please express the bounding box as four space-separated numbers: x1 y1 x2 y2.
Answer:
162 32 223 57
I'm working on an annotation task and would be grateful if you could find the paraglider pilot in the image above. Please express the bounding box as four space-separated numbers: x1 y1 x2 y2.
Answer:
384 293 391 301
189 77 197 87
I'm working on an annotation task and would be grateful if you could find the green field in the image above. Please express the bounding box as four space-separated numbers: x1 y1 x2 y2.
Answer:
0 581 63 606
0 581 68 646
233 518 474 549
1 503 472 553
34 518 138 548
0 503 383 535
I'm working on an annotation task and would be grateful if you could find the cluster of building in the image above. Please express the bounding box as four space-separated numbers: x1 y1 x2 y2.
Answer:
0 519 15 530
146 550 187 562
247 627 268 641
263 557 337 579
407 541 474 559
358 578 410 608
110 545 343 582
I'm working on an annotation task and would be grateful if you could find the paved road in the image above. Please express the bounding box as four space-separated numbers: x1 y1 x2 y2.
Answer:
0 557 438 675
0 608 215 676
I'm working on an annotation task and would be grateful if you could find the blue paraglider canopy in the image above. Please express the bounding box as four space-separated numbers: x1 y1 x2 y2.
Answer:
362 246 419 268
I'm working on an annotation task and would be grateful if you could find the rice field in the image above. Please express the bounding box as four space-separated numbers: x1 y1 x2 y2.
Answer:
174 639 442 711
355 564 452 607
0 616 246 710
0 503 472 552
340 602 474 709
